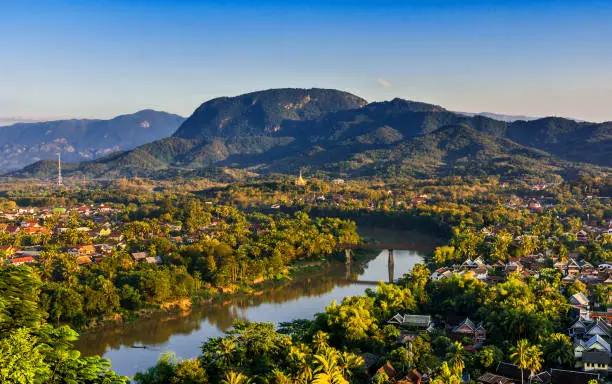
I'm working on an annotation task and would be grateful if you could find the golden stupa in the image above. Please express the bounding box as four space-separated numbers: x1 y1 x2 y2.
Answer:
295 170 307 186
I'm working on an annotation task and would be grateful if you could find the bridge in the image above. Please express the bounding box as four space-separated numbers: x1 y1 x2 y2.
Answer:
342 255 395 284
339 242 431 266
340 243 433 252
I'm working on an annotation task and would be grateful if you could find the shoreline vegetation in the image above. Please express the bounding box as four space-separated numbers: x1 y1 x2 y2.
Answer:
74 240 403 334
1 176 607 383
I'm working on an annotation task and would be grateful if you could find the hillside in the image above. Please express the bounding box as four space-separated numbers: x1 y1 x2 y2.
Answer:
0 110 185 172
10 88 612 181
173 88 367 139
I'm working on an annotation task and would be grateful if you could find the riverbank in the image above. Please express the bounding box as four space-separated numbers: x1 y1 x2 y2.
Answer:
75 246 429 376
74 248 378 333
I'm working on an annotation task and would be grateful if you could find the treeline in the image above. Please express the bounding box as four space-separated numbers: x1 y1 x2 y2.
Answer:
18 201 359 326
133 265 574 384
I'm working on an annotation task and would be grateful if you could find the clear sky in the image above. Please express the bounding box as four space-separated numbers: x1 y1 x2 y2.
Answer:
1 0 612 122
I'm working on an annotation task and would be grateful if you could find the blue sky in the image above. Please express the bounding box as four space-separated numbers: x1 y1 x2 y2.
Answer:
1 0 612 122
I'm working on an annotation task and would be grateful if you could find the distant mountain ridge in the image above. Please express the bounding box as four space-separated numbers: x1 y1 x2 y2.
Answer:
0 110 185 172
11 88 612 180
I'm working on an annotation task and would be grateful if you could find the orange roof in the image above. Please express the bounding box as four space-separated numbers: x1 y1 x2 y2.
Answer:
76 256 92 265
10 256 35 263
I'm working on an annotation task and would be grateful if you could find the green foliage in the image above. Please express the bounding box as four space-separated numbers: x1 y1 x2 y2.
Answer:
0 267 126 383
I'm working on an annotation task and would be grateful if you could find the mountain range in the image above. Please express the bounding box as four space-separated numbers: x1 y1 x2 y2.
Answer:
9 88 612 181
0 110 185 173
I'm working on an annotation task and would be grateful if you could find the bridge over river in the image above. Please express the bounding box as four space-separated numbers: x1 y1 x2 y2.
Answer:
339 242 432 264
339 242 431 284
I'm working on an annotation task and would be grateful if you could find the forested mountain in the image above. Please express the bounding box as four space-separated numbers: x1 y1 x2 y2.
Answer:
0 110 185 172
10 88 612 180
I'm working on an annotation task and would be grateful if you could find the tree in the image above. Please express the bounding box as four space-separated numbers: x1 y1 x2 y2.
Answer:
221 371 251 384
525 344 543 378
312 346 350 384
0 328 50 383
476 345 503 371
510 339 530 384
510 339 542 384
542 333 574 369
430 361 461 384
445 342 466 376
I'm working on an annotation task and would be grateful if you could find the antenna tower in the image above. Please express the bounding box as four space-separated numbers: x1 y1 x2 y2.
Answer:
57 152 63 186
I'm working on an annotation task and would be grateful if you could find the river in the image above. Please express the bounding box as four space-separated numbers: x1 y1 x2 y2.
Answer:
75 227 437 377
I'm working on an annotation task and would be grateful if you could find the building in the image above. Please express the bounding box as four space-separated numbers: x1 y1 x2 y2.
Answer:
8 256 36 266
581 350 609 372
388 314 433 332
295 170 306 186
131 252 148 262
450 317 487 344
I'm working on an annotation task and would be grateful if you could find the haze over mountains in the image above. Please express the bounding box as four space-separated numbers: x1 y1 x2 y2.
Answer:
0 110 185 173
10 88 612 180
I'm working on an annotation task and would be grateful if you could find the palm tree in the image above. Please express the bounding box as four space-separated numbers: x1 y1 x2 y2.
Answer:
445 341 466 377
526 344 543 379
337 351 364 379
510 339 530 384
312 346 349 384
216 338 237 369
430 361 462 384
312 330 330 351
222 371 251 384
543 333 574 368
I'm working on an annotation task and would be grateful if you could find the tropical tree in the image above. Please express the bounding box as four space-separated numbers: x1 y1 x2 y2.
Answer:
510 339 530 384
542 333 574 368
430 361 461 384
312 346 349 384
222 371 251 384
526 344 543 378
445 342 466 376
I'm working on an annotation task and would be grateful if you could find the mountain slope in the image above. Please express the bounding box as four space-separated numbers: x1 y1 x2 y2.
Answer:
174 88 367 139
0 110 185 172
10 88 612 180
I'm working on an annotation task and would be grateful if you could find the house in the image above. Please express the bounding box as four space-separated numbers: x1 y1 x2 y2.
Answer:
450 317 487 344
566 259 581 276
145 256 162 265
98 205 113 213
584 334 610 353
388 314 433 332
108 231 124 242
9 256 36 266
4 225 20 235
375 362 397 381
550 368 599 384
584 318 611 339
75 205 91 215
477 373 514 384
430 267 453 281
569 319 589 339
582 350 609 372
528 200 544 211
576 230 589 243
77 244 96 256
131 252 148 262
22 225 52 235
396 370 422 384
473 265 489 281
76 256 92 265
496 362 549 383
569 292 590 317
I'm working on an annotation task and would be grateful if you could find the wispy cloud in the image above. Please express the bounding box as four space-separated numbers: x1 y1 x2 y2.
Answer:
377 78 392 89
